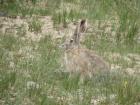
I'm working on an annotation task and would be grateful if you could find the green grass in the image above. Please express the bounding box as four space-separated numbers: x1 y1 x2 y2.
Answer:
0 0 140 105
0 33 140 105
28 17 43 33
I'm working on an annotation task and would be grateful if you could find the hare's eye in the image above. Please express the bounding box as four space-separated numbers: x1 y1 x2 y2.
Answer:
70 39 73 43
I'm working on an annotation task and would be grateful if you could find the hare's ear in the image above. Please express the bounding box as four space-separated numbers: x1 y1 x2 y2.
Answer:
73 19 87 45
80 19 87 33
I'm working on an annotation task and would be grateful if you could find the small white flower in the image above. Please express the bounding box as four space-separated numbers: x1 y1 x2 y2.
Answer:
109 94 116 100
90 99 99 105
26 81 39 89
9 62 15 68
125 68 135 75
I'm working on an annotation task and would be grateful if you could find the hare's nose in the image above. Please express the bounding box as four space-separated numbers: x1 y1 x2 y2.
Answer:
59 44 65 48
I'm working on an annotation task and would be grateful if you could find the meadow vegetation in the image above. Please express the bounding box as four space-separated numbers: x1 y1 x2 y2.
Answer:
0 0 140 105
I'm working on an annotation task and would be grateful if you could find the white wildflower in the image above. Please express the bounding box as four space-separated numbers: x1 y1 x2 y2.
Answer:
125 68 135 75
9 61 15 68
27 81 39 89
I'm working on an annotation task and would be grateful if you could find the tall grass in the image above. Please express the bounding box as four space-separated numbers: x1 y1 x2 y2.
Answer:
28 17 43 33
113 0 139 45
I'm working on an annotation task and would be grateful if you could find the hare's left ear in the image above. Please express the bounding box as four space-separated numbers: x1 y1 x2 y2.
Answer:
80 19 87 33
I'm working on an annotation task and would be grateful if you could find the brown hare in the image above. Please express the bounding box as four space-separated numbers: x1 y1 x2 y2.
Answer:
61 19 110 82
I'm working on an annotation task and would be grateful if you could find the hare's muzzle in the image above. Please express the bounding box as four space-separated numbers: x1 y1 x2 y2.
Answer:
59 44 65 49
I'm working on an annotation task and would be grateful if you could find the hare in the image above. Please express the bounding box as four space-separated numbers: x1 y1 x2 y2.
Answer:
61 19 110 82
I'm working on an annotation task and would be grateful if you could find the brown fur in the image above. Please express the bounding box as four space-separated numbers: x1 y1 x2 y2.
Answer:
64 48 110 76
62 19 110 81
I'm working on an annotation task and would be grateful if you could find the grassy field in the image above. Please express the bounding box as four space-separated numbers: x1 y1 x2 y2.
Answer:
0 0 140 105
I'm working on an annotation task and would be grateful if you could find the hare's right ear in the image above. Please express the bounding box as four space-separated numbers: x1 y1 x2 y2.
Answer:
73 19 87 45
80 19 87 33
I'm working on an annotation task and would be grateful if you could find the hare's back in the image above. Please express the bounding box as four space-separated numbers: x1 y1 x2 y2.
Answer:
66 48 109 73
78 48 110 71
88 49 109 70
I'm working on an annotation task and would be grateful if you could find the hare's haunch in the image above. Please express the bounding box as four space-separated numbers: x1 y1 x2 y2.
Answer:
64 48 109 76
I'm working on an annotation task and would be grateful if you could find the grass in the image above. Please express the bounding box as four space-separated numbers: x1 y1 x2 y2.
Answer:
0 33 140 105
0 0 140 105
28 16 43 33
